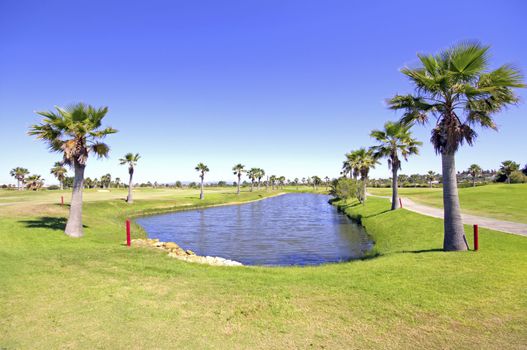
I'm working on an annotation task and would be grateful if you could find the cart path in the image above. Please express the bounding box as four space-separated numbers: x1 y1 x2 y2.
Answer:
367 194 527 237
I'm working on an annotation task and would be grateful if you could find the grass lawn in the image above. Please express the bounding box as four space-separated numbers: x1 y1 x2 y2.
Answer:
368 183 527 224
1 188 526 348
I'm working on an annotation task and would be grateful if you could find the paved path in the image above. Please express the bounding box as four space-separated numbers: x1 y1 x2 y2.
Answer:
368 193 527 237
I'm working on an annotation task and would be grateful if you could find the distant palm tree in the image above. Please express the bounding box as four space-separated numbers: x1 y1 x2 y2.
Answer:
115 177 121 188
278 176 286 189
388 42 524 251
354 148 379 203
324 176 330 190
499 160 519 184
101 173 112 189
301 177 306 186
232 164 245 194
195 162 209 200
10 167 29 191
269 175 277 190
247 168 258 192
468 164 482 187
29 103 117 237
311 176 322 191
255 168 265 190
370 121 422 210
342 151 360 180
120 153 140 203
426 171 437 188
25 174 44 191
50 162 67 190
294 177 299 190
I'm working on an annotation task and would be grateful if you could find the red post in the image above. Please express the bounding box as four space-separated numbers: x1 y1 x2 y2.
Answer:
399 197 403 209
61 196 64 206
126 219 131 247
473 224 479 251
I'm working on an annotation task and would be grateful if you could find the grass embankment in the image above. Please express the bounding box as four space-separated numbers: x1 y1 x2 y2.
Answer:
1 188 526 349
368 183 527 223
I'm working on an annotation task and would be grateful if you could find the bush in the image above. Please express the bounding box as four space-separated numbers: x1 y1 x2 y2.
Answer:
47 185 60 190
330 178 361 201
509 170 527 184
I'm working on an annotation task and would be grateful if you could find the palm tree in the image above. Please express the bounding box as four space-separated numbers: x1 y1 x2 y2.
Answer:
353 148 379 203
10 167 29 190
29 103 117 237
120 153 140 203
195 163 209 200
269 175 277 190
255 168 265 190
467 164 482 187
50 162 67 190
426 171 437 188
343 151 360 180
499 160 519 184
294 178 299 190
115 177 121 188
247 168 258 192
101 173 112 189
370 121 422 210
232 164 245 194
324 176 330 190
388 42 525 251
311 176 322 191
25 174 44 191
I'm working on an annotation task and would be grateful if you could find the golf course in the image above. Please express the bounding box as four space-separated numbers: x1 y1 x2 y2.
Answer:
1 186 526 349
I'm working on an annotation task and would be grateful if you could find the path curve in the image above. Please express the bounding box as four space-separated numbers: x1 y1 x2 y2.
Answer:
367 193 527 237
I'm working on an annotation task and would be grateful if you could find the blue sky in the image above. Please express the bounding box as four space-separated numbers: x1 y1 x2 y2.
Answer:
1 0 526 185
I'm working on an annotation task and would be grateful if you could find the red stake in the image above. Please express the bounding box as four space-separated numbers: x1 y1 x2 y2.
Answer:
399 197 403 209
126 219 131 247
473 224 479 251
61 196 64 206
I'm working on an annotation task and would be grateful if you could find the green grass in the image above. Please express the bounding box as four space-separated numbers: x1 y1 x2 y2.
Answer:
368 183 527 223
1 187 526 348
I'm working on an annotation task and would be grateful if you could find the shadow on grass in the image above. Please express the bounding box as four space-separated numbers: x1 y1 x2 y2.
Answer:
403 248 443 254
19 217 88 231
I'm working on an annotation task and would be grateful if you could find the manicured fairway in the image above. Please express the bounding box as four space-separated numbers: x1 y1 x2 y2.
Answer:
1 188 526 349
368 183 527 224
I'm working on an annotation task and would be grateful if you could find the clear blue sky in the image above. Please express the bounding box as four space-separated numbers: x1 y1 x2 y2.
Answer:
1 0 526 185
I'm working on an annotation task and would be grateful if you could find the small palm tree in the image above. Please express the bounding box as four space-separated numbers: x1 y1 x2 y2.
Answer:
25 174 44 191
499 160 520 184
10 167 29 191
50 162 68 190
388 42 525 251
370 121 422 210
467 164 482 187
255 168 265 190
324 176 330 190
269 175 277 190
353 148 379 203
232 164 245 194
101 173 112 189
294 177 299 190
426 171 437 188
29 103 117 237
120 153 140 203
195 163 209 200
311 176 322 191
247 168 258 192
115 177 121 188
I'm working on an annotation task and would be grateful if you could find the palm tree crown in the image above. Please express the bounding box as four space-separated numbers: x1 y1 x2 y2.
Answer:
120 153 140 174
388 42 524 154
29 103 117 166
195 163 209 179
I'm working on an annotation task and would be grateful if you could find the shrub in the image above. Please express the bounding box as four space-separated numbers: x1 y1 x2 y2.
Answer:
47 185 60 190
509 170 527 184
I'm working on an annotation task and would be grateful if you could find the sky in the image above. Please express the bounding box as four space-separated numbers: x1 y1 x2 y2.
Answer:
1 0 526 185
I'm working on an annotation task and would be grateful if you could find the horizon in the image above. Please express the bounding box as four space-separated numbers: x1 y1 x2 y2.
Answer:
1 0 526 185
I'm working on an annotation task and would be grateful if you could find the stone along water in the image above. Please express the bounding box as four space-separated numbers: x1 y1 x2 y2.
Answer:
136 193 372 266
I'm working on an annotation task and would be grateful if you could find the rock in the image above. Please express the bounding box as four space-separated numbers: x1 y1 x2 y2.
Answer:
186 249 196 255
165 242 180 250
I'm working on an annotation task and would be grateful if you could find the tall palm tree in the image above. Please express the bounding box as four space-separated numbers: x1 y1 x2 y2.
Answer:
247 168 258 192
29 103 117 237
232 164 245 194
370 121 422 210
120 153 140 203
426 171 437 188
499 160 519 184
25 174 44 191
353 148 379 203
388 42 525 251
195 162 209 200
10 167 29 191
50 162 67 190
467 164 482 187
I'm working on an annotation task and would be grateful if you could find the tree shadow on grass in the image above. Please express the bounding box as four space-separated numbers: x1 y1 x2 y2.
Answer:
19 217 88 231
402 248 443 254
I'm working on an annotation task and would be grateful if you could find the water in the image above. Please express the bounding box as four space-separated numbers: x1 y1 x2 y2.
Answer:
136 193 372 266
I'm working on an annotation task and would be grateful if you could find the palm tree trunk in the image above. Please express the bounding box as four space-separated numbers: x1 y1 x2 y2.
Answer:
391 167 399 210
472 176 476 187
441 152 466 251
257 179 261 191
200 177 204 200
250 181 254 192
64 161 85 238
17 179 21 191
60 180 64 190
237 174 241 195
127 170 134 203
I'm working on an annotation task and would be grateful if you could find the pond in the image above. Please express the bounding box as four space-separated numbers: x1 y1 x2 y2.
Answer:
136 193 372 266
